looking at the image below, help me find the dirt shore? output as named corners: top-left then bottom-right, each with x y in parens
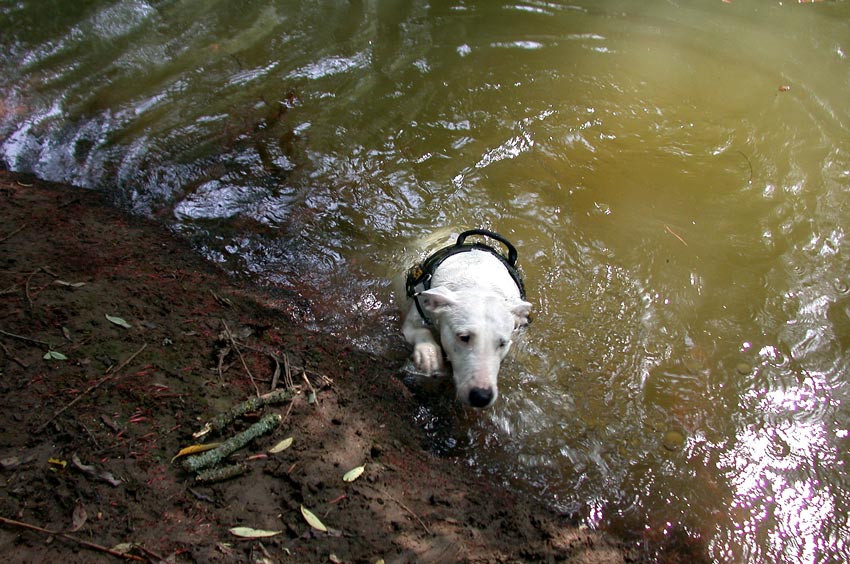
top-left (0, 169), bottom-right (637, 563)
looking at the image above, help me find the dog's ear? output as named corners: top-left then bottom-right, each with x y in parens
top-left (511, 299), bottom-right (532, 328)
top-left (417, 286), bottom-right (458, 314)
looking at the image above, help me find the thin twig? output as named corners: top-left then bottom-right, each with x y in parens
top-left (221, 320), bottom-right (260, 397)
top-left (0, 328), bottom-right (51, 347)
top-left (234, 340), bottom-right (328, 387)
top-left (737, 150), bottom-right (754, 185)
top-left (301, 370), bottom-right (316, 399)
top-left (0, 340), bottom-right (28, 368)
top-left (270, 354), bottom-right (281, 391)
top-left (0, 515), bottom-right (145, 561)
top-left (23, 267), bottom-right (58, 310)
top-left (131, 543), bottom-right (167, 563)
top-left (374, 488), bottom-right (432, 535)
top-left (279, 394), bottom-right (297, 425)
top-left (0, 224), bottom-right (26, 243)
top-left (216, 345), bottom-right (228, 385)
top-left (664, 224), bottom-right (688, 247)
top-left (36, 342), bottom-right (148, 433)
top-left (0, 284), bottom-right (18, 296)
top-left (24, 269), bottom-right (38, 310)
top-left (283, 352), bottom-right (293, 389)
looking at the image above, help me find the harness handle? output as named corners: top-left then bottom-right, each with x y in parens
top-left (456, 229), bottom-right (518, 266)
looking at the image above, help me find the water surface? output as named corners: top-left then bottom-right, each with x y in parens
top-left (2, 1), bottom-right (849, 561)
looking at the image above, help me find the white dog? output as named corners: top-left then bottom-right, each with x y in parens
top-left (402, 230), bottom-right (532, 408)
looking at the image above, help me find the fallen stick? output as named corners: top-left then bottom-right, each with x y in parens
top-left (0, 328), bottom-right (51, 347)
top-left (374, 487), bottom-right (432, 536)
top-left (24, 268), bottom-right (40, 310)
top-left (221, 319), bottom-right (260, 397)
top-left (233, 341), bottom-right (326, 389)
top-left (0, 339), bottom-right (28, 368)
top-left (195, 462), bottom-right (249, 483)
top-left (183, 413), bottom-right (282, 474)
top-left (283, 352), bottom-right (294, 389)
top-left (270, 354), bottom-right (281, 391)
top-left (0, 515), bottom-right (145, 561)
top-left (664, 224), bottom-right (688, 247)
top-left (301, 370), bottom-right (317, 403)
top-left (0, 224), bottom-right (27, 243)
top-left (193, 388), bottom-right (295, 439)
top-left (36, 342), bottom-right (148, 434)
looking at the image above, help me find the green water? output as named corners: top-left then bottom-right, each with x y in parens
top-left (2, 1), bottom-right (849, 561)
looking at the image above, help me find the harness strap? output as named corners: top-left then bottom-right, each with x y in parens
top-left (406, 229), bottom-right (526, 325)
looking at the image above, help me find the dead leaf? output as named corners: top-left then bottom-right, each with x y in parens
top-left (100, 414), bottom-right (120, 432)
top-left (171, 442), bottom-right (222, 463)
top-left (55, 280), bottom-right (87, 288)
top-left (105, 314), bottom-right (132, 328)
top-left (229, 526), bottom-right (282, 538)
top-left (111, 543), bottom-right (135, 554)
top-left (0, 455), bottom-right (28, 470)
top-left (48, 457), bottom-right (67, 469)
top-left (268, 437), bottom-right (293, 454)
top-left (300, 504), bottom-right (328, 532)
top-left (70, 500), bottom-right (87, 532)
top-left (342, 465), bottom-right (365, 483)
top-left (71, 453), bottom-right (122, 486)
top-left (43, 350), bottom-right (68, 361)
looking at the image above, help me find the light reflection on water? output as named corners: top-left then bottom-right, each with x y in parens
top-left (2, 1), bottom-right (850, 562)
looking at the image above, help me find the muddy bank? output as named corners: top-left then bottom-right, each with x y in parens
top-left (0, 169), bottom-right (639, 563)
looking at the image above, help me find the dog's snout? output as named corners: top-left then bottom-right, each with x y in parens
top-left (468, 387), bottom-right (494, 408)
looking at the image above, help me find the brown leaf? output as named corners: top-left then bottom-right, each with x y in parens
top-left (171, 442), bottom-right (222, 463)
top-left (70, 500), bottom-right (87, 532)
top-left (300, 505), bottom-right (328, 532)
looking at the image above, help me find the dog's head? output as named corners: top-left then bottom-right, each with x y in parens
top-left (418, 286), bottom-right (531, 408)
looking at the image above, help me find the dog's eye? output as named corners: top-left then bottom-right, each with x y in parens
top-left (457, 333), bottom-right (471, 344)
top-left (498, 339), bottom-right (508, 348)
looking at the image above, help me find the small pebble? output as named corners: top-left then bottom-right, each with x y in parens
top-left (662, 430), bottom-right (685, 451)
top-left (736, 362), bottom-right (751, 375)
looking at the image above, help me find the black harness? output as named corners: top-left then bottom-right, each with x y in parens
top-left (405, 229), bottom-right (526, 325)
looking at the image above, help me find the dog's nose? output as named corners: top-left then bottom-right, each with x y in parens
top-left (468, 387), bottom-right (494, 408)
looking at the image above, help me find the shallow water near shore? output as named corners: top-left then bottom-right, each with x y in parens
top-left (2, 1), bottom-right (850, 561)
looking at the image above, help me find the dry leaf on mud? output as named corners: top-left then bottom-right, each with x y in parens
top-left (229, 526), bottom-right (282, 538)
top-left (55, 280), bottom-right (86, 288)
top-left (268, 437), bottom-right (293, 454)
top-left (48, 457), bottom-right (67, 469)
top-left (70, 500), bottom-right (87, 532)
top-left (342, 465), bottom-right (365, 483)
top-left (0, 455), bottom-right (35, 470)
top-left (105, 314), bottom-right (132, 328)
top-left (111, 543), bottom-right (135, 554)
top-left (300, 505), bottom-right (328, 532)
top-left (171, 442), bottom-right (222, 463)
top-left (71, 453), bottom-right (122, 486)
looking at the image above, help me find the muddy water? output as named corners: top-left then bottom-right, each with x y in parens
top-left (2, 1), bottom-right (849, 561)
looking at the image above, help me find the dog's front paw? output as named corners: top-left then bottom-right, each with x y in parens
top-left (413, 342), bottom-right (444, 375)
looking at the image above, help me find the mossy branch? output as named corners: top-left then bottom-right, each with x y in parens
top-left (183, 413), bottom-right (281, 474)
top-left (195, 462), bottom-right (249, 483)
top-left (193, 388), bottom-right (295, 439)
